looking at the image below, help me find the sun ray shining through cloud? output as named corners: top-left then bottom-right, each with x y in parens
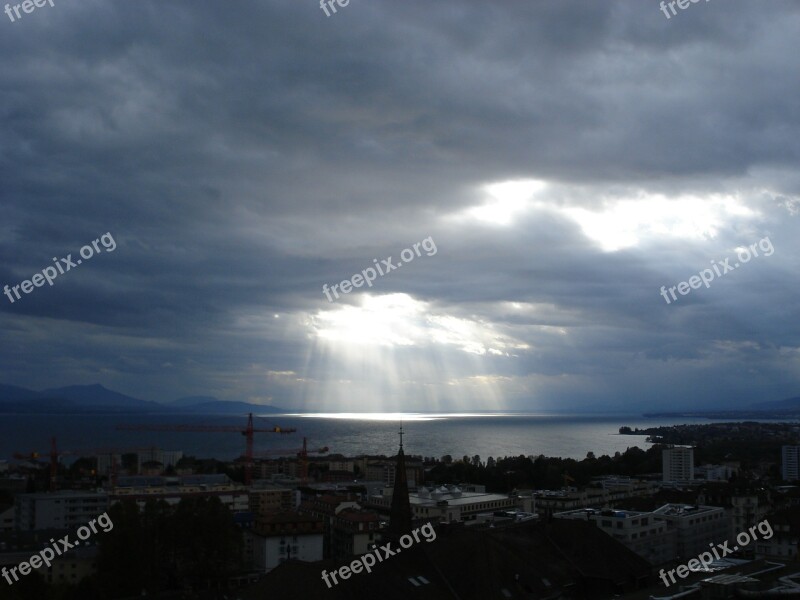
top-left (295, 294), bottom-right (528, 412)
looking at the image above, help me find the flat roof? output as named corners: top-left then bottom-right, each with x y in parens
top-left (409, 491), bottom-right (512, 507)
top-left (554, 508), bottom-right (652, 519)
top-left (653, 503), bottom-right (722, 516)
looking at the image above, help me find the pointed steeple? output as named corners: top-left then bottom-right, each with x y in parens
top-left (388, 424), bottom-right (412, 535)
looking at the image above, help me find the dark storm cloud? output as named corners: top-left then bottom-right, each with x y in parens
top-left (1, 0), bottom-right (798, 409)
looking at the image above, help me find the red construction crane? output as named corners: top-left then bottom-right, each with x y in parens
top-left (13, 439), bottom-right (162, 490)
top-left (253, 437), bottom-right (329, 482)
top-left (116, 413), bottom-right (296, 485)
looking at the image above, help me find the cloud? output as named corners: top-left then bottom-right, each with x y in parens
top-left (1, 0), bottom-right (799, 411)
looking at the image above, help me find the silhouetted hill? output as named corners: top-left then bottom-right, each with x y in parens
top-left (0, 383), bottom-right (290, 414)
top-left (750, 396), bottom-right (800, 412)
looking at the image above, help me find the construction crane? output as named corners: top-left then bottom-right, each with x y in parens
top-left (13, 438), bottom-right (162, 490)
top-left (253, 437), bottom-right (330, 482)
top-left (116, 413), bottom-right (296, 485)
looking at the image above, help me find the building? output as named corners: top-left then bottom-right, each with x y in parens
top-left (652, 503), bottom-right (729, 559)
top-left (754, 506), bottom-right (798, 560)
top-left (364, 459), bottom-right (423, 488)
top-left (297, 493), bottom-right (363, 557)
top-left (249, 483), bottom-right (296, 517)
top-left (110, 474), bottom-right (249, 513)
top-left (95, 453), bottom-right (122, 478)
top-left (0, 545), bottom-right (98, 585)
top-left (327, 459), bottom-right (354, 473)
top-left (15, 491), bottom-right (109, 531)
top-left (534, 481), bottom-right (655, 516)
top-left (0, 505), bottom-right (14, 533)
top-left (663, 446), bottom-right (694, 482)
top-left (329, 508), bottom-right (381, 559)
top-left (136, 448), bottom-right (183, 473)
top-left (247, 511), bottom-right (324, 573)
top-left (369, 484), bottom-right (518, 524)
top-left (257, 459), bottom-right (299, 480)
top-left (730, 492), bottom-right (770, 558)
top-left (696, 483), bottom-right (771, 557)
top-left (554, 507), bottom-right (676, 565)
top-left (244, 519), bottom-right (653, 600)
top-left (783, 446), bottom-right (800, 481)
top-left (695, 463), bottom-right (737, 481)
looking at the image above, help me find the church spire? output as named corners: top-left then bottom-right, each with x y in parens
top-left (388, 424), bottom-right (412, 534)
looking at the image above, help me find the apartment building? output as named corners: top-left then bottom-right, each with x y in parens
top-left (652, 503), bottom-right (729, 559)
top-left (554, 507), bottom-right (677, 565)
top-left (15, 491), bottom-right (109, 531)
top-left (248, 512), bottom-right (324, 573)
top-left (663, 447), bottom-right (694, 482)
top-left (329, 508), bottom-right (381, 559)
top-left (783, 446), bottom-right (800, 481)
top-left (110, 474), bottom-right (249, 512)
top-left (249, 483), bottom-right (296, 517)
top-left (364, 459), bottom-right (423, 488)
top-left (754, 507), bottom-right (798, 561)
top-left (535, 481), bottom-right (656, 516)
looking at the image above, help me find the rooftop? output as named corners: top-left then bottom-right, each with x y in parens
top-left (408, 486), bottom-right (511, 507)
top-left (653, 503), bottom-right (722, 517)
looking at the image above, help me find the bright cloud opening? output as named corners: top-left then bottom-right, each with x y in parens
top-left (460, 179), bottom-right (547, 226)
top-left (562, 194), bottom-right (757, 252)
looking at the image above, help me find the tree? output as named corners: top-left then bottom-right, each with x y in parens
top-left (97, 496), bottom-right (244, 596)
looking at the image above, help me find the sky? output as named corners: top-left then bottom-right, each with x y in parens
top-left (1, 0), bottom-right (799, 413)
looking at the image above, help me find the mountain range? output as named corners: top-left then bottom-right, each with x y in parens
top-left (643, 395), bottom-right (800, 419)
top-left (0, 383), bottom-right (289, 415)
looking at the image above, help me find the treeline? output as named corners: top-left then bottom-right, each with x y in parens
top-left (425, 445), bottom-right (665, 491)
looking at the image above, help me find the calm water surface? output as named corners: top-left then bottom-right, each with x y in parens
top-left (0, 413), bottom-right (763, 461)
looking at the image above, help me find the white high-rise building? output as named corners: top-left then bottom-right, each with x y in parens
top-left (662, 447), bottom-right (694, 482)
top-left (782, 446), bottom-right (800, 481)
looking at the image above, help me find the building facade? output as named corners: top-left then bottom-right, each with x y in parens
top-left (663, 447), bottom-right (695, 482)
top-left (15, 491), bottom-right (109, 531)
top-left (554, 507), bottom-right (677, 565)
top-left (248, 512), bottom-right (324, 573)
top-left (783, 446), bottom-right (800, 481)
top-left (652, 503), bottom-right (729, 559)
